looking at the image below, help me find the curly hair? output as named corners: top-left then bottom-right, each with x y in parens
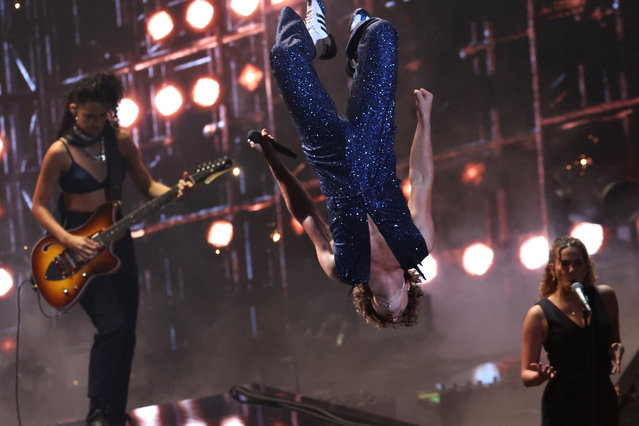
top-left (57, 70), bottom-right (124, 138)
top-left (539, 236), bottom-right (597, 299)
top-left (351, 276), bottom-right (424, 329)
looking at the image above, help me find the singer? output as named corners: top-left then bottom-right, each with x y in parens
top-left (251, 1), bottom-right (434, 328)
top-left (521, 236), bottom-right (623, 425)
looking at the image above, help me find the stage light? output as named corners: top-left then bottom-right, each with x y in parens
top-left (290, 217), bottom-right (304, 236)
top-left (232, 167), bottom-right (241, 176)
top-left (270, 230), bottom-right (281, 243)
top-left (570, 222), bottom-right (604, 255)
top-left (519, 235), bottom-right (549, 270)
top-left (14, 2), bottom-right (21, 10)
top-left (118, 98), bottom-right (139, 128)
top-left (147, 11), bottom-right (174, 41)
top-left (237, 64), bottom-right (264, 92)
top-left (207, 220), bottom-right (234, 248)
top-left (0, 136), bottom-right (5, 157)
top-left (461, 162), bottom-right (486, 186)
top-left (401, 178), bottom-right (411, 200)
top-left (220, 415), bottom-right (246, 426)
top-left (192, 77), bottom-right (220, 107)
top-left (0, 267), bottom-right (13, 299)
top-left (186, 0), bottom-right (214, 30)
top-left (421, 254), bottom-right (438, 284)
top-left (154, 85), bottom-right (183, 117)
top-left (230, 0), bottom-right (259, 17)
top-left (473, 362), bottom-right (500, 384)
top-left (1, 337), bottom-right (16, 355)
top-left (462, 242), bottom-right (494, 276)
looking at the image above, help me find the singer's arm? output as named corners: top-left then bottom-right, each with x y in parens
top-left (407, 89), bottom-right (434, 251)
top-left (598, 284), bottom-right (623, 373)
top-left (249, 129), bottom-right (338, 281)
top-left (521, 304), bottom-right (557, 386)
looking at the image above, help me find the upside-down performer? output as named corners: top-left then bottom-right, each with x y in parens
top-left (250, 1), bottom-right (434, 328)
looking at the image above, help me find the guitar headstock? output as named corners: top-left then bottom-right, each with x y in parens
top-left (192, 157), bottom-right (235, 185)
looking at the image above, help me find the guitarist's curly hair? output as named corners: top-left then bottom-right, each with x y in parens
top-left (56, 70), bottom-right (124, 139)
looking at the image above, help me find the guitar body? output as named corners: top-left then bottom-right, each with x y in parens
top-left (31, 203), bottom-right (122, 311)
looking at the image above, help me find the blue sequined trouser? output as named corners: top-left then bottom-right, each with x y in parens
top-left (271, 8), bottom-right (428, 285)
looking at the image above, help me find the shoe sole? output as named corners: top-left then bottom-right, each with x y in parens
top-left (316, 33), bottom-right (337, 60)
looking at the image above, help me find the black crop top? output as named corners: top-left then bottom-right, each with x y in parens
top-left (58, 140), bottom-right (110, 194)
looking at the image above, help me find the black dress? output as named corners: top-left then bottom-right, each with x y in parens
top-left (538, 287), bottom-right (618, 426)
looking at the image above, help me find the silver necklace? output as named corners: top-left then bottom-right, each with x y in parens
top-left (82, 136), bottom-right (107, 163)
top-left (375, 281), bottom-right (407, 308)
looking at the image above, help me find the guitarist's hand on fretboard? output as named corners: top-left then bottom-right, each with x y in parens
top-left (63, 233), bottom-right (102, 262)
top-left (175, 171), bottom-right (194, 200)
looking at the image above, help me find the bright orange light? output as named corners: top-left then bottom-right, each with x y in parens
top-left (519, 235), bottom-right (549, 270)
top-left (0, 266), bottom-right (14, 299)
top-left (462, 242), bottom-right (494, 276)
top-left (290, 217), bottom-right (304, 236)
top-left (401, 178), bottom-right (411, 200)
top-left (207, 220), bottom-right (234, 248)
top-left (270, 230), bottom-right (281, 243)
top-left (461, 162), bottom-right (486, 186)
top-left (220, 415), bottom-right (246, 426)
top-left (118, 98), bottom-right (139, 127)
top-left (192, 77), bottom-right (220, 107)
top-left (230, 0), bottom-right (259, 17)
top-left (147, 11), bottom-right (174, 41)
top-left (570, 222), bottom-right (604, 255)
top-left (238, 64), bottom-right (264, 92)
top-left (186, 0), bottom-right (214, 29)
top-left (1, 337), bottom-right (16, 354)
top-left (0, 136), bottom-right (4, 157)
top-left (154, 85), bottom-right (183, 117)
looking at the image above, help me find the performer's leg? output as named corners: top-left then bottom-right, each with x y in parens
top-left (345, 18), bottom-right (398, 138)
top-left (271, 7), bottom-right (344, 149)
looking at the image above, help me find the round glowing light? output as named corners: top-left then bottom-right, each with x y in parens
top-left (270, 230), bottom-right (281, 243)
top-left (0, 337), bottom-right (16, 354)
top-left (472, 362), bottom-right (500, 384)
top-left (420, 254), bottom-right (438, 284)
top-left (519, 235), bottom-right (549, 270)
top-left (220, 415), bottom-right (246, 426)
top-left (207, 220), bottom-right (234, 248)
top-left (192, 77), bottom-right (220, 107)
top-left (118, 98), bottom-right (139, 128)
top-left (14, 2), bottom-right (21, 10)
top-left (290, 217), bottom-right (304, 236)
top-left (232, 167), bottom-right (241, 176)
top-left (462, 242), bottom-right (494, 276)
top-left (230, 0), bottom-right (259, 17)
top-left (154, 85), bottom-right (183, 117)
top-left (0, 267), bottom-right (14, 298)
top-left (186, 0), bottom-right (215, 29)
top-left (147, 11), bottom-right (174, 41)
top-left (570, 222), bottom-right (604, 255)
top-left (401, 179), bottom-right (411, 200)
top-left (237, 64), bottom-right (264, 92)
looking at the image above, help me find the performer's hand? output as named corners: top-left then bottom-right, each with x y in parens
top-left (610, 342), bottom-right (624, 374)
top-left (248, 128), bottom-right (277, 158)
top-left (176, 171), bottom-right (194, 199)
top-left (414, 88), bottom-right (433, 123)
top-left (64, 234), bottom-right (102, 262)
top-left (528, 362), bottom-right (557, 382)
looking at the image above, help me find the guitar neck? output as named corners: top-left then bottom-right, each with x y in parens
top-left (93, 185), bottom-right (180, 245)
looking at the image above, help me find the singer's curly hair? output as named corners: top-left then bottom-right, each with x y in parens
top-left (352, 275), bottom-right (423, 329)
top-left (57, 70), bottom-right (124, 138)
top-left (539, 236), bottom-right (597, 299)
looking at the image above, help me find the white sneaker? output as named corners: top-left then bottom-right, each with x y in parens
top-left (305, 0), bottom-right (337, 60)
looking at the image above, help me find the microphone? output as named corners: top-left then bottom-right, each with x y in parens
top-left (570, 282), bottom-right (592, 315)
top-left (247, 130), bottom-right (297, 158)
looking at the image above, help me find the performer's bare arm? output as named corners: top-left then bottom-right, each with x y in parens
top-left (407, 88), bottom-right (435, 251)
top-left (250, 129), bottom-right (338, 280)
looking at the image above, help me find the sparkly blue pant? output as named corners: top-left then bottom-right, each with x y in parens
top-left (271, 8), bottom-right (428, 285)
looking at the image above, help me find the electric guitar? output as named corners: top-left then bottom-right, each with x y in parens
top-left (31, 157), bottom-right (234, 312)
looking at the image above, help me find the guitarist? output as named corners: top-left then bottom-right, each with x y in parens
top-left (31, 70), bottom-right (192, 426)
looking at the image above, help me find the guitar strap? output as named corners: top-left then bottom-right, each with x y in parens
top-left (103, 127), bottom-right (125, 202)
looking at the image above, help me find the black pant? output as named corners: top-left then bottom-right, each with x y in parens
top-left (64, 211), bottom-right (139, 421)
